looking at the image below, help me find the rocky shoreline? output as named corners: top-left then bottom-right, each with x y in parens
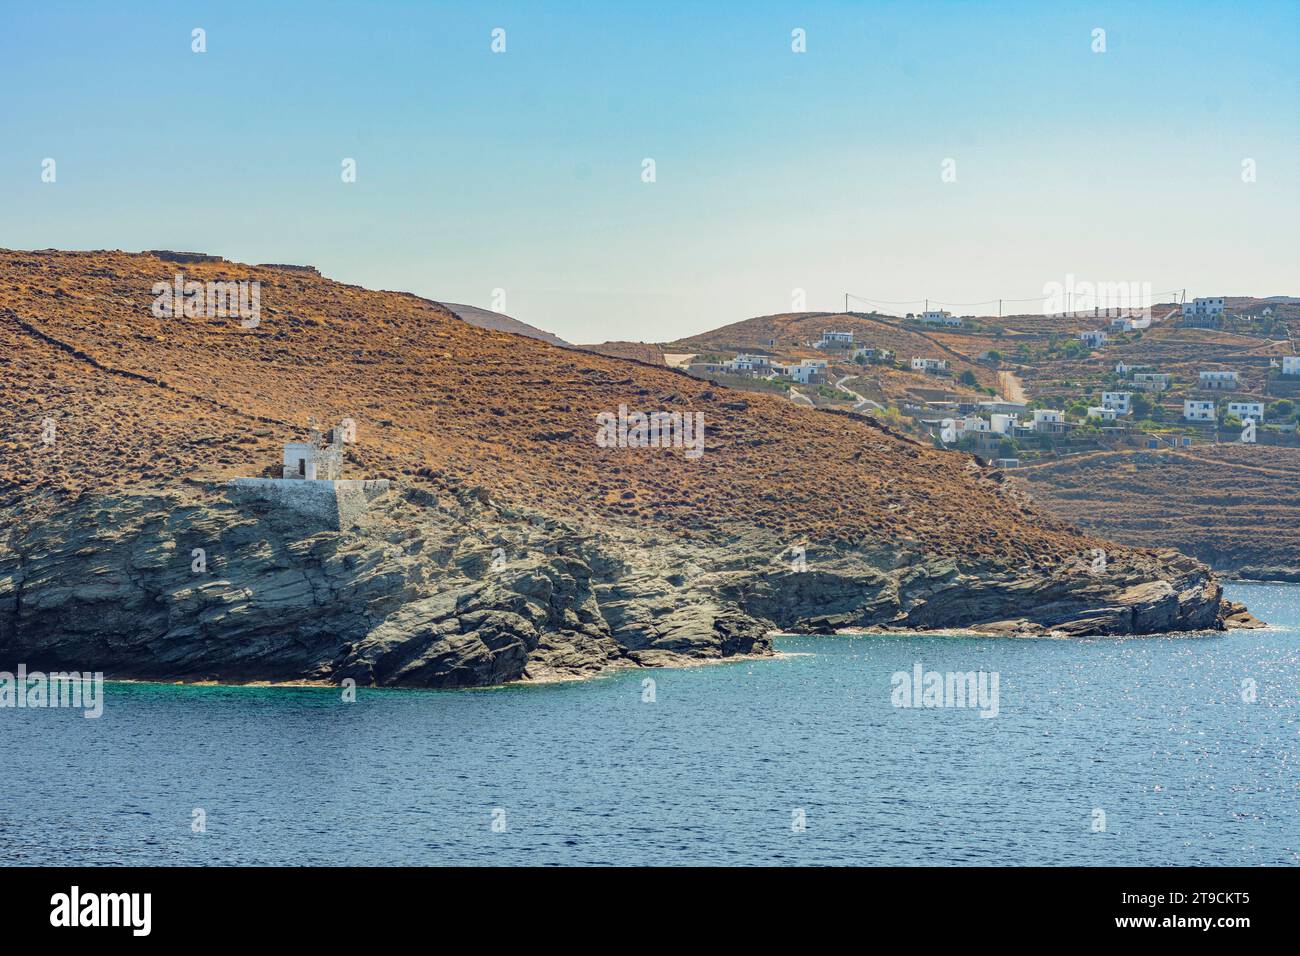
top-left (0, 478), bottom-right (1262, 690)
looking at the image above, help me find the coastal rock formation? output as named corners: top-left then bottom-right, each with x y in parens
top-left (0, 249), bottom-right (1260, 688)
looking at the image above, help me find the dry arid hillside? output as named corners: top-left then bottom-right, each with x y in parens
top-left (3, 248), bottom-right (1104, 564)
top-left (1013, 444), bottom-right (1300, 580)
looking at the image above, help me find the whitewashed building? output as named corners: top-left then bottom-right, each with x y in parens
top-left (1226, 401), bottom-right (1264, 422)
top-left (1199, 370), bottom-right (1239, 390)
top-left (1101, 391), bottom-right (1132, 414)
top-left (1031, 409), bottom-right (1068, 433)
top-left (1282, 356), bottom-right (1300, 376)
top-left (990, 413), bottom-right (1017, 434)
top-left (778, 359), bottom-right (828, 384)
top-left (1131, 372), bottom-right (1171, 391)
top-left (818, 331), bottom-right (854, 348)
top-left (723, 353), bottom-right (772, 374)
top-left (1080, 330), bottom-right (1108, 348)
top-left (1184, 400), bottom-right (1216, 422)
top-left (911, 357), bottom-right (948, 373)
top-left (1087, 406), bottom-right (1118, 422)
top-left (919, 310), bottom-right (962, 327)
top-left (1182, 297), bottom-right (1225, 318)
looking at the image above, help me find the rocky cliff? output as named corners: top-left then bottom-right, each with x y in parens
top-left (0, 249), bottom-right (1255, 688)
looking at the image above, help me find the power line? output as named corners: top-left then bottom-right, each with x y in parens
top-left (845, 289), bottom-right (1185, 315)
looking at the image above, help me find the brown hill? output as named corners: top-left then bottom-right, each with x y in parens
top-left (1013, 444), bottom-right (1300, 580)
top-left (0, 250), bottom-right (1248, 687)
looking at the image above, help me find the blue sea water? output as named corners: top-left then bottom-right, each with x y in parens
top-left (2, 583), bottom-right (1296, 866)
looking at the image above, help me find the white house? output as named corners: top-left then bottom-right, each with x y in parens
top-left (818, 331), bottom-right (854, 348)
top-left (1282, 356), bottom-right (1300, 376)
top-left (1226, 401), bottom-right (1264, 422)
top-left (1109, 315), bottom-right (1152, 331)
top-left (1199, 370), bottom-right (1239, 390)
top-left (1184, 400), bottom-right (1216, 422)
top-left (1031, 409), bottom-right (1068, 433)
top-left (724, 353), bottom-right (772, 374)
top-left (919, 310), bottom-right (962, 327)
top-left (911, 357), bottom-right (948, 373)
top-left (1101, 391), bottom-right (1132, 414)
top-left (852, 346), bottom-right (892, 362)
top-left (1182, 297), bottom-right (1225, 318)
top-left (990, 413), bottom-right (1018, 434)
top-left (1115, 361), bottom-right (1150, 376)
top-left (1087, 406), bottom-right (1118, 422)
top-left (1131, 372), bottom-right (1171, 391)
top-left (1080, 330), bottom-right (1108, 348)
top-left (778, 359), bottom-right (827, 384)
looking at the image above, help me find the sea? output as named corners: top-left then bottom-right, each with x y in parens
top-left (2, 583), bottom-right (1295, 865)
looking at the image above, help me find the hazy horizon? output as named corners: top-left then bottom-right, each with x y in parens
top-left (3, 0), bottom-right (1297, 343)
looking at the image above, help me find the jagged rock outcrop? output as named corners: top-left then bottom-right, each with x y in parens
top-left (0, 478), bottom-right (1244, 688)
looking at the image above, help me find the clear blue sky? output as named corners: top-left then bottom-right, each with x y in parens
top-left (2, 0), bottom-right (1297, 342)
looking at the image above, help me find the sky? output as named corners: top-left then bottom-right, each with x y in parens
top-left (2, 0), bottom-right (1297, 343)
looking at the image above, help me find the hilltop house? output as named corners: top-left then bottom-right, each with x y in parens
top-left (1131, 372), bottom-right (1171, 391)
top-left (1101, 391), bottom-right (1132, 415)
top-left (911, 357), bottom-right (948, 374)
top-left (1282, 356), bottom-right (1300, 376)
top-left (1182, 297), bottom-right (1225, 318)
top-left (1184, 400), bottom-right (1215, 422)
top-left (1226, 401), bottom-right (1264, 422)
top-left (919, 310), bottom-right (963, 327)
top-left (1199, 370), bottom-right (1239, 390)
top-left (817, 331), bottom-right (854, 348)
top-left (1080, 330), bottom-right (1108, 348)
top-left (1110, 315), bottom-right (1152, 331)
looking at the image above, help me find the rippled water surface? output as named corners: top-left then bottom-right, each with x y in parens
top-left (3, 583), bottom-right (1296, 865)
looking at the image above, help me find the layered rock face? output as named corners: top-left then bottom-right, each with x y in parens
top-left (0, 479), bottom-right (1233, 689)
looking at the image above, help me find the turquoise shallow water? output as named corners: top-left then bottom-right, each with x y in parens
top-left (2, 583), bottom-right (1296, 866)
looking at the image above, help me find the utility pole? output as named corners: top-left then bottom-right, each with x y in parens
top-left (998, 299), bottom-right (1002, 319)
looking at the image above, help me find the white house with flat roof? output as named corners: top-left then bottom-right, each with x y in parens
top-left (919, 310), bottom-right (962, 327)
top-left (1101, 391), bottom-right (1132, 414)
top-left (1199, 369), bottom-right (1239, 390)
top-left (1283, 356), bottom-right (1300, 376)
top-left (777, 359), bottom-right (827, 384)
top-left (1184, 400), bottom-right (1216, 422)
top-left (1131, 372), bottom-right (1171, 391)
top-left (1080, 330), bottom-right (1108, 348)
top-left (1087, 406), bottom-right (1117, 422)
top-left (1183, 297), bottom-right (1225, 318)
top-left (911, 357), bottom-right (948, 373)
top-left (723, 353), bottom-right (772, 374)
top-left (818, 330), bottom-right (854, 348)
top-left (1227, 401), bottom-right (1264, 422)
